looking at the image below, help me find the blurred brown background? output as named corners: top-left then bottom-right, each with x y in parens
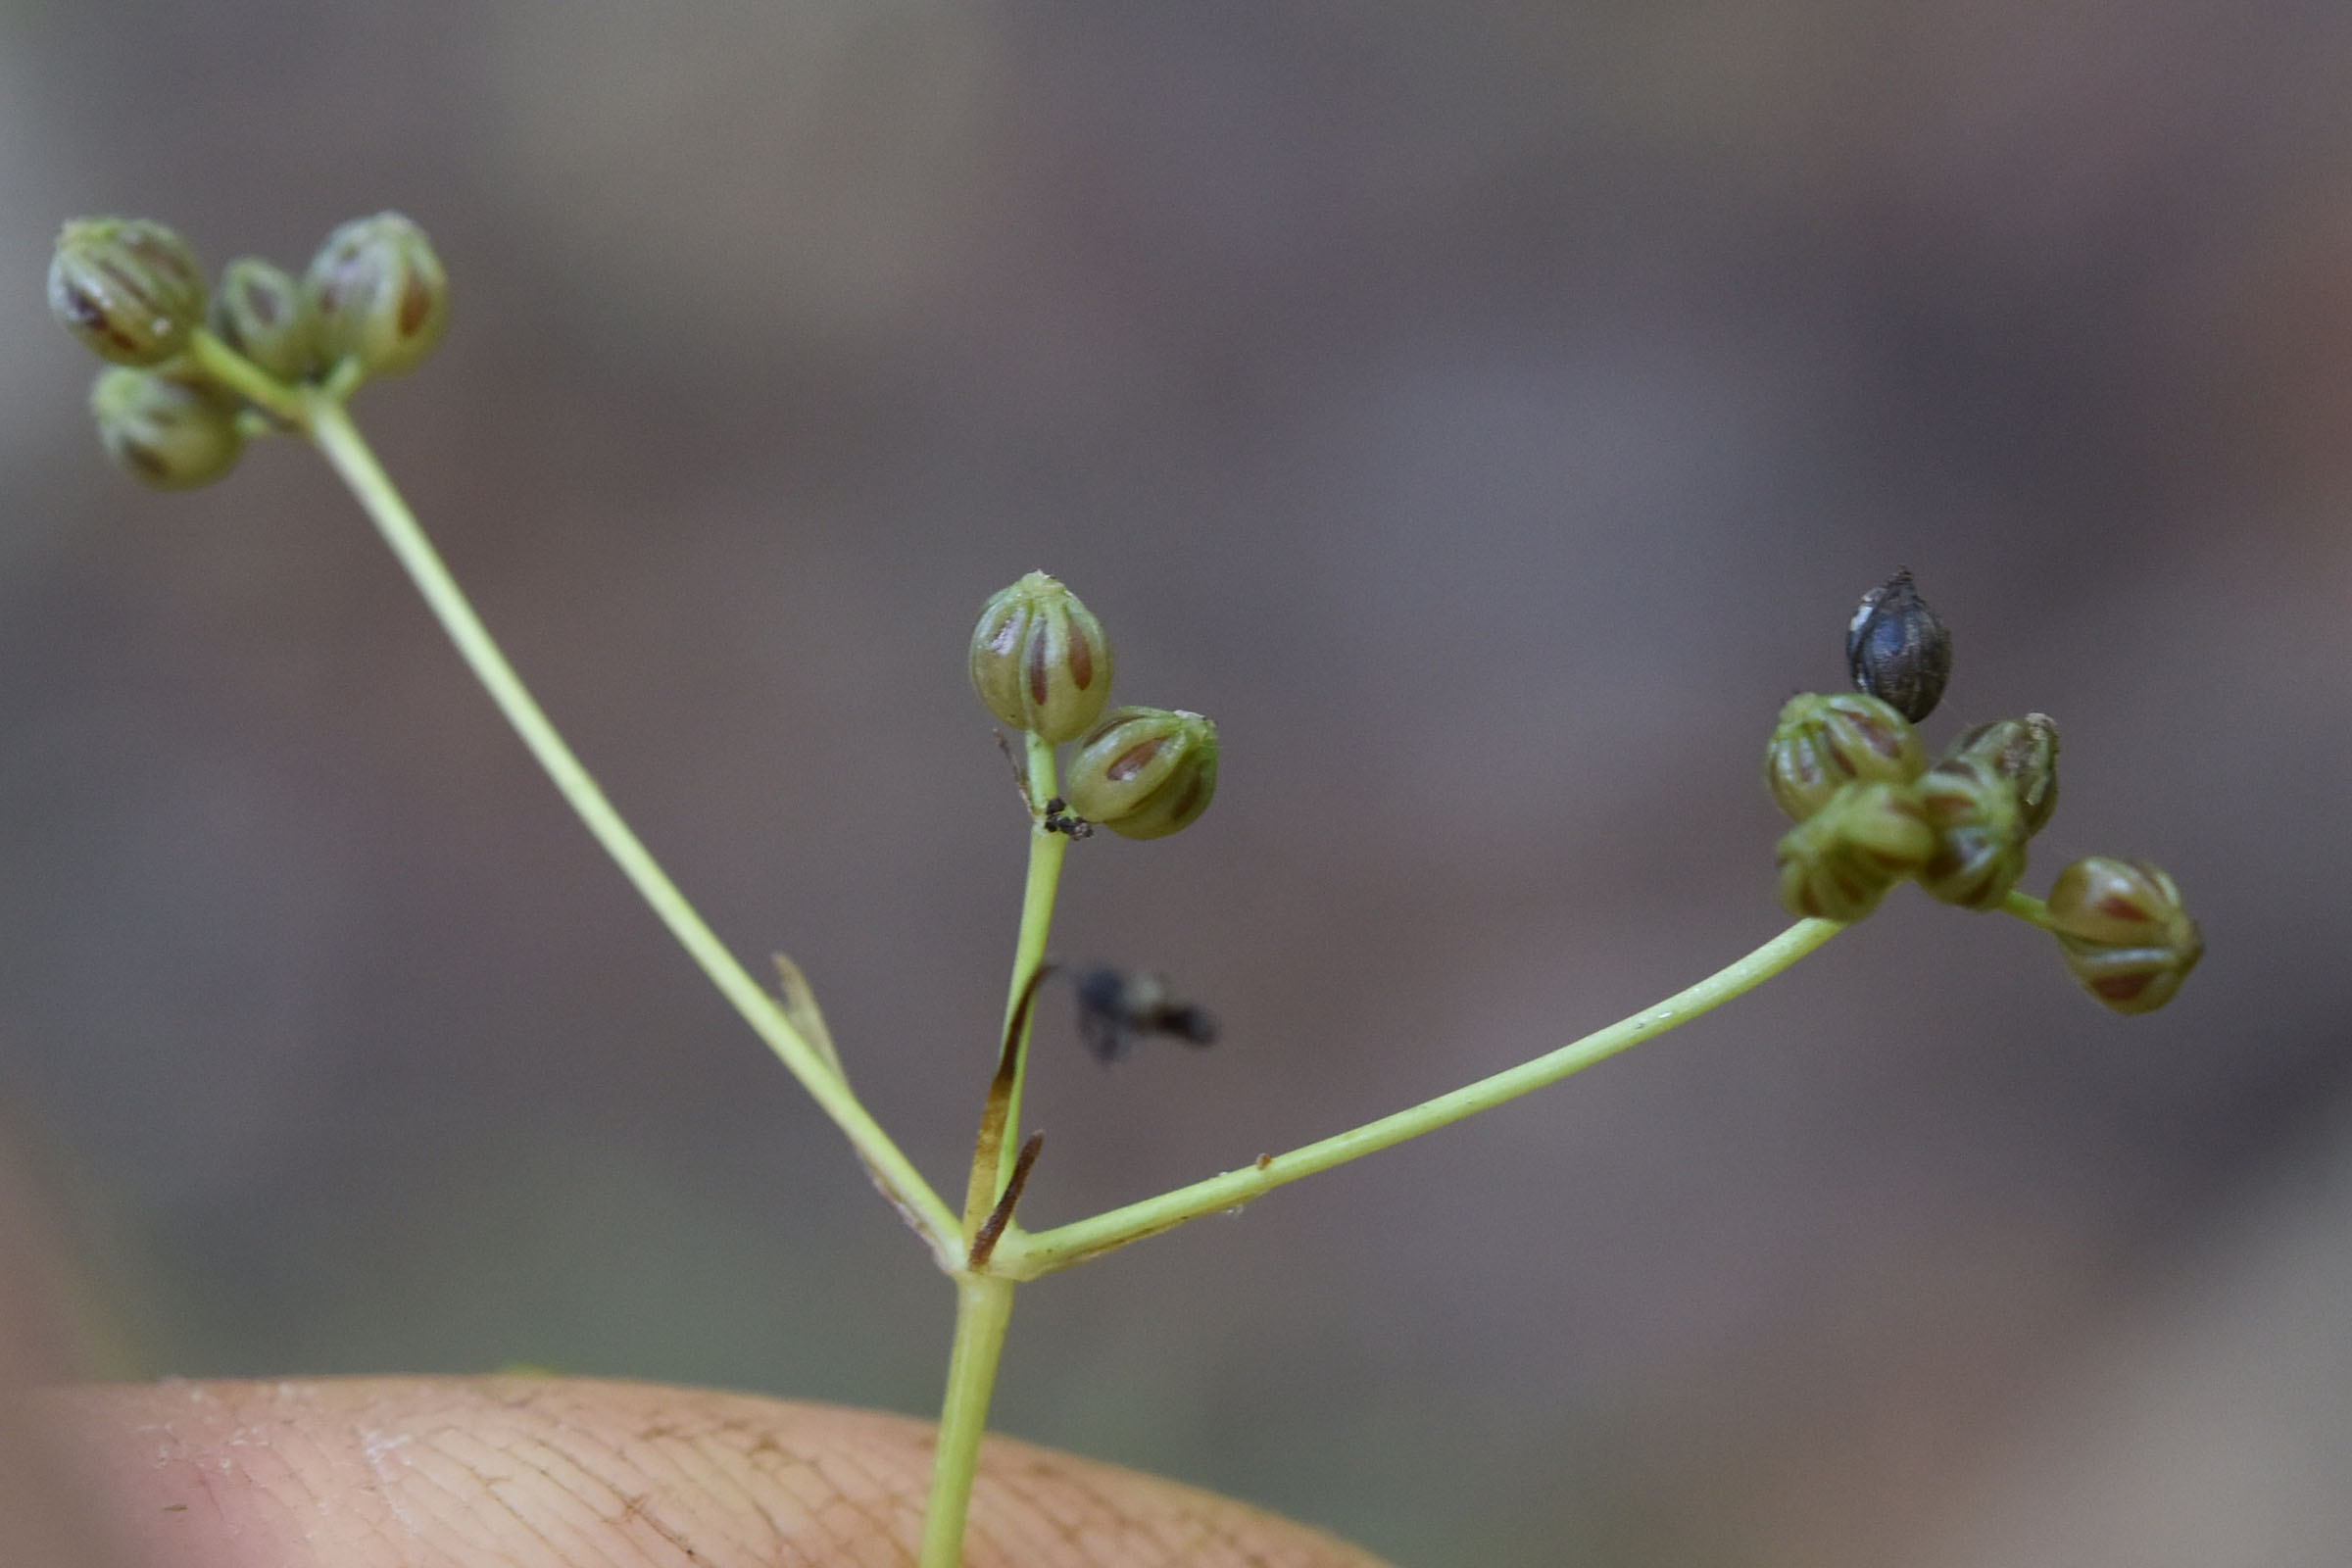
top-left (4, 2), bottom-right (2350, 1564)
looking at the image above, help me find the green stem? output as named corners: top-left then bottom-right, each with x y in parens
top-left (302, 397), bottom-right (963, 1267)
top-left (187, 331), bottom-right (309, 424)
top-left (918, 1272), bottom-right (1018, 1568)
top-left (2000, 889), bottom-right (2053, 929)
top-left (927, 737), bottom-right (1063, 1559)
top-left (963, 732), bottom-right (1066, 1238)
top-left (992, 916), bottom-right (1844, 1280)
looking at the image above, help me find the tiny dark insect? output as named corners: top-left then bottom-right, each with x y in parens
top-left (1040, 796), bottom-right (1094, 838)
top-left (1073, 966), bottom-right (1218, 1062)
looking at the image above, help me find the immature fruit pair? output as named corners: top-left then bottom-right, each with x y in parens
top-left (968, 573), bottom-right (1218, 840)
top-left (202, 215), bottom-right (447, 384)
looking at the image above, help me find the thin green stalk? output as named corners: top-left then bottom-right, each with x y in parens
top-left (992, 916), bottom-right (1845, 1280)
top-left (926, 735), bottom-right (1065, 1563)
top-left (963, 731), bottom-right (1066, 1237)
top-left (302, 396), bottom-right (963, 1267)
top-left (2000, 888), bottom-right (2052, 928)
top-left (188, 332), bottom-right (308, 424)
top-left (918, 1272), bottom-right (1018, 1568)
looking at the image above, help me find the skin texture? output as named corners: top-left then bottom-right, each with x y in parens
top-left (0, 1128), bottom-right (1393, 1568)
top-left (40, 1377), bottom-right (1395, 1568)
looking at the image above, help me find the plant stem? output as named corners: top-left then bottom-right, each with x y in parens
top-left (187, 331), bottom-right (309, 424)
top-left (917, 1271), bottom-right (1018, 1568)
top-left (302, 396), bottom-right (963, 1267)
top-left (2000, 888), bottom-right (2053, 928)
top-left (963, 731), bottom-right (1066, 1238)
top-left (992, 915), bottom-right (1845, 1280)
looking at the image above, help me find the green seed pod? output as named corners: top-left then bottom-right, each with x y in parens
top-left (1942, 712), bottom-right (2060, 838)
top-left (1774, 779), bottom-right (1936, 922)
top-left (88, 367), bottom-right (245, 490)
top-left (209, 257), bottom-right (320, 383)
top-left (968, 571), bottom-right (1115, 742)
top-left (305, 212), bottom-right (449, 377)
top-left (1846, 567), bottom-right (1952, 722)
top-left (2044, 857), bottom-right (2202, 1014)
top-left (1914, 758), bottom-right (2028, 909)
top-left (1062, 707), bottom-right (1219, 840)
top-left (1762, 692), bottom-right (1927, 821)
top-left (48, 218), bottom-right (208, 367)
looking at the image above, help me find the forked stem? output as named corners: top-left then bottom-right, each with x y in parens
top-left (302, 396), bottom-right (963, 1266)
top-left (293, 380), bottom-right (1861, 1565)
top-left (994, 915), bottom-right (1847, 1279)
top-left (929, 730), bottom-right (1071, 1563)
top-left (124, 275), bottom-right (2152, 1568)
top-left (189, 332), bottom-right (307, 421)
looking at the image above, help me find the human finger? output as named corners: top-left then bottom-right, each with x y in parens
top-left (45, 1375), bottom-right (1393, 1568)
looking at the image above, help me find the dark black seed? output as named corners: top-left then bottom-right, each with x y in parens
top-left (1845, 568), bottom-right (1952, 722)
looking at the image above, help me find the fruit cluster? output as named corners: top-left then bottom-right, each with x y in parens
top-left (968, 572), bottom-right (1219, 841)
top-left (49, 213), bottom-right (448, 488)
top-left (1765, 573), bottom-right (2199, 1013)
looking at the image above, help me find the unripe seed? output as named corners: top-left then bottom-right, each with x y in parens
top-left (89, 367), bottom-right (244, 490)
top-left (306, 212), bottom-right (449, 377)
top-left (1914, 758), bottom-right (2028, 909)
top-left (1847, 568), bottom-right (1952, 722)
top-left (210, 257), bottom-right (321, 384)
top-left (1774, 780), bottom-right (1935, 922)
top-left (1762, 692), bottom-right (1926, 821)
top-left (968, 572), bottom-right (1115, 742)
top-left (1062, 707), bottom-right (1219, 840)
top-left (48, 218), bottom-right (208, 367)
top-left (2045, 857), bottom-right (2202, 1014)
top-left (1942, 712), bottom-right (2060, 838)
